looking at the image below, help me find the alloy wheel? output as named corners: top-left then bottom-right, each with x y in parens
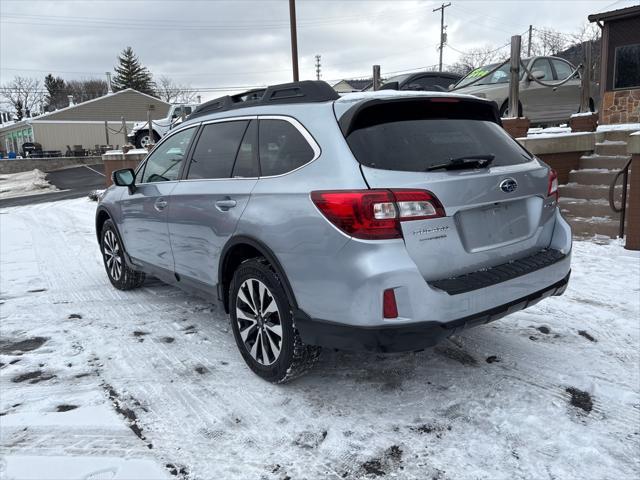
top-left (235, 278), bottom-right (283, 366)
top-left (103, 230), bottom-right (123, 281)
top-left (139, 135), bottom-right (151, 148)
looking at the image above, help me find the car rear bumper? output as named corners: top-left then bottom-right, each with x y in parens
top-left (295, 270), bottom-right (570, 352)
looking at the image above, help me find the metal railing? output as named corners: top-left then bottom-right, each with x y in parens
top-left (608, 156), bottom-right (632, 238)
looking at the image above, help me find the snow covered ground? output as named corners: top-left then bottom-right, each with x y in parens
top-left (1, 198), bottom-right (639, 480)
top-left (0, 170), bottom-right (58, 200)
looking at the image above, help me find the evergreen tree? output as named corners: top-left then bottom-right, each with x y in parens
top-left (15, 99), bottom-right (23, 121)
top-left (44, 74), bottom-right (67, 111)
top-left (112, 47), bottom-right (155, 96)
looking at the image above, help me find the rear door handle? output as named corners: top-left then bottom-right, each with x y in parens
top-left (215, 198), bottom-right (237, 211)
top-left (154, 198), bottom-right (168, 211)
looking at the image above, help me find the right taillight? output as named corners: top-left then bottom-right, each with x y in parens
top-left (310, 189), bottom-right (445, 240)
top-left (548, 169), bottom-right (559, 200)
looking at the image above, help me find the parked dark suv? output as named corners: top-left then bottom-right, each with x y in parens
top-left (365, 71), bottom-right (461, 92)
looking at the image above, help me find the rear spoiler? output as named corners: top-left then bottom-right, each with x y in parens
top-left (337, 96), bottom-right (501, 137)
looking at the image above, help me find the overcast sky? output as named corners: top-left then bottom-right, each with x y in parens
top-left (0, 0), bottom-right (637, 101)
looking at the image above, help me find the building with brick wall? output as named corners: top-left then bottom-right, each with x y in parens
top-left (589, 5), bottom-right (640, 125)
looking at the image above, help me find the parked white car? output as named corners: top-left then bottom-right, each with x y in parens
top-left (128, 104), bottom-right (198, 148)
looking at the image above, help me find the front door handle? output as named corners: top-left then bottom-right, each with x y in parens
top-left (215, 198), bottom-right (237, 211)
top-left (154, 198), bottom-right (168, 211)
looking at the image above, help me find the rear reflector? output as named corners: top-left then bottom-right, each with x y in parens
top-left (311, 189), bottom-right (445, 240)
top-left (383, 289), bottom-right (399, 318)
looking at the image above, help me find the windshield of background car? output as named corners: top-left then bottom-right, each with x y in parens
top-left (456, 62), bottom-right (523, 88)
top-left (345, 100), bottom-right (531, 172)
top-left (381, 74), bottom-right (412, 87)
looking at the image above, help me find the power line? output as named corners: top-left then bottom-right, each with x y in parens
top-left (0, 5), bottom-right (428, 31)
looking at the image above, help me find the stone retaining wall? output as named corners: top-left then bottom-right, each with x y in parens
top-left (600, 89), bottom-right (640, 125)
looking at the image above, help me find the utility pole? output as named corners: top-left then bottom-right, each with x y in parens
top-left (527, 25), bottom-right (533, 56)
top-left (105, 72), bottom-right (113, 93)
top-left (433, 2), bottom-right (451, 72)
top-left (289, 0), bottom-right (299, 82)
top-left (372, 65), bottom-right (381, 91)
top-left (315, 54), bottom-right (321, 80)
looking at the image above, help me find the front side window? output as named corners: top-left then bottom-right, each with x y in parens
top-left (187, 121), bottom-right (249, 179)
top-left (614, 44), bottom-right (640, 89)
top-left (259, 119), bottom-right (315, 176)
top-left (139, 126), bottom-right (196, 183)
top-left (530, 58), bottom-right (554, 81)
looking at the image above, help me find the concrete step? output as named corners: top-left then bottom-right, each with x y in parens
top-left (579, 154), bottom-right (630, 170)
top-left (559, 183), bottom-right (623, 202)
top-left (568, 169), bottom-right (619, 186)
top-left (564, 215), bottom-right (621, 239)
top-left (596, 130), bottom-right (635, 143)
top-left (594, 141), bottom-right (628, 156)
top-left (559, 197), bottom-right (620, 219)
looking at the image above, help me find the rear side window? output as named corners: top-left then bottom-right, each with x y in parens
top-left (552, 59), bottom-right (575, 80)
top-left (187, 121), bottom-right (249, 179)
top-left (232, 120), bottom-right (259, 178)
top-left (345, 101), bottom-right (531, 172)
top-left (259, 119), bottom-right (315, 176)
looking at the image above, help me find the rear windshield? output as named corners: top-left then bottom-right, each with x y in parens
top-left (345, 102), bottom-right (531, 172)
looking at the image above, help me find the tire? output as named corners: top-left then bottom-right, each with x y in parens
top-left (229, 258), bottom-right (321, 383)
top-left (134, 130), bottom-right (160, 149)
top-left (500, 101), bottom-right (523, 118)
top-left (100, 219), bottom-right (145, 290)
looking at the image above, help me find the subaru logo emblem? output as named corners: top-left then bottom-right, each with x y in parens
top-left (500, 178), bottom-right (518, 193)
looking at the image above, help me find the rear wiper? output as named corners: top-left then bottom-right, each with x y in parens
top-left (425, 154), bottom-right (495, 172)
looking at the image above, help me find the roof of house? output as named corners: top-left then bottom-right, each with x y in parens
top-left (588, 4), bottom-right (640, 23)
top-left (0, 88), bottom-right (172, 134)
top-left (36, 88), bottom-right (171, 122)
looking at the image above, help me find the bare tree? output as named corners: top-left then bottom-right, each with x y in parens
top-left (531, 28), bottom-right (568, 56)
top-left (449, 46), bottom-right (506, 76)
top-left (66, 79), bottom-right (108, 103)
top-left (0, 76), bottom-right (43, 119)
top-left (155, 76), bottom-right (197, 103)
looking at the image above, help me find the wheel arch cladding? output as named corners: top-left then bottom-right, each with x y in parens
top-left (219, 236), bottom-right (298, 314)
top-left (95, 208), bottom-right (111, 243)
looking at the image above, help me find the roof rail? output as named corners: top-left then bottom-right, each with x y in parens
top-left (188, 80), bottom-right (339, 119)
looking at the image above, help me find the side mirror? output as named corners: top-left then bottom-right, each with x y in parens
top-left (379, 81), bottom-right (399, 91)
top-left (448, 83), bottom-right (455, 91)
top-left (112, 168), bottom-right (136, 193)
top-left (529, 70), bottom-right (546, 81)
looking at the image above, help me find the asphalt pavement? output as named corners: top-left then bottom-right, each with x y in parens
top-left (0, 164), bottom-right (106, 208)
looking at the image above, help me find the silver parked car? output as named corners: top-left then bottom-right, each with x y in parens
top-left (452, 56), bottom-right (597, 125)
top-left (96, 81), bottom-right (572, 383)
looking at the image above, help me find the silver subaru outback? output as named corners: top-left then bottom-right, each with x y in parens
top-left (96, 80), bottom-right (572, 383)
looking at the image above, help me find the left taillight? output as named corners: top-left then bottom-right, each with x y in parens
top-left (548, 169), bottom-right (559, 200)
top-left (310, 189), bottom-right (445, 240)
